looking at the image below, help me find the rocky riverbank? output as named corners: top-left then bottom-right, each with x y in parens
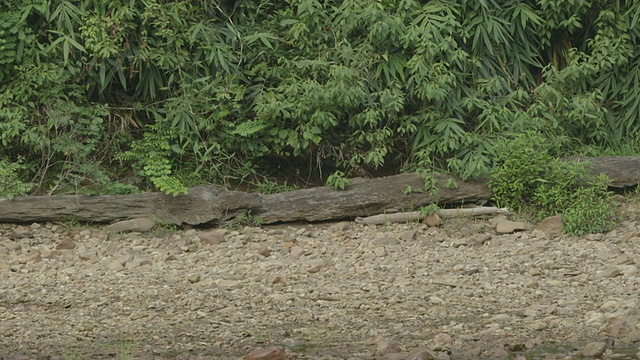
top-left (1, 199), bottom-right (640, 359)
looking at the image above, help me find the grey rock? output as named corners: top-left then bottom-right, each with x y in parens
top-left (328, 221), bottom-right (352, 232)
top-left (495, 219), bottom-right (530, 234)
top-left (375, 335), bottom-right (401, 355)
top-left (450, 238), bottom-right (468, 247)
top-left (37, 229), bottom-right (55, 238)
top-left (6, 242), bottom-right (21, 252)
top-left (373, 235), bottom-right (400, 246)
top-left (380, 353), bottom-right (407, 360)
top-left (28, 252), bottom-right (42, 263)
top-left (585, 233), bottom-right (604, 241)
top-left (10, 227), bottom-right (32, 239)
top-left (258, 243), bottom-right (271, 257)
top-left (290, 245), bottom-right (305, 257)
top-left (431, 333), bottom-right (453, 351)
top-left (468, 233), bottom-right (491, 246)
top-left (108, 261), bottom-right (125, 271)
top-left (215, 279), bottom-right (241, 289)
top-left (424, 213), bottom-right (442, 227)
top-left (42, 250), bottom-right (61, 258)
top-left (127, 255), bottom-right (153, 268)
top-left (602, 319), bottom-right (635, 338)
top-left (105, 218), bottom-right (156, 233)
top-left (188, 274), bottom-right (201, 283)
top-left (244, 346), bottom-right (285, 360)
top-left (581, 341), bottom-right (607, 357)
top-left (199, 228), bottom-right (228, 245)
top-left (400, 230), bottom-right (418, 241)
top-left (484, 346), bottom-right (509, 359)
top-left (55, 238), bottom-right (76, 250)
top-left (373, 246), bottom-right (387, 257)
top-left (596, 267), bottom-right (621, 278)
top-left (0, 258), bottom-right (9, 272)
top-left (306, 258), bottom-right (326, 273)
top-left (536, 214), bottom-right (564, 237)
top-left (406, 348), bottom-right (436, 360)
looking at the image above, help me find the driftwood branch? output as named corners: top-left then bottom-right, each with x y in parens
top-left (354, 207), bottom-right (511, 225)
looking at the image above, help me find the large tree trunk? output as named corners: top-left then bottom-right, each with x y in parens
top-left (252, 173), bottom-right (490, 223)
top-left (570, 156), bottom-right (640, 187)
top-left (0, 156), bottom-right (638, 226)
top-left (0, 186), bottom-right (260, 226)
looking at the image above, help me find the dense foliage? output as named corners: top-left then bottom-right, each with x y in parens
top-left (489, 132), bottom-right (617, 235)
top-left (1, 0), bottom-right (639, 196)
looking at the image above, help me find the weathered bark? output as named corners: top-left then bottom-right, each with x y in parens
top-left (0, 173), bottom-right (488, 225)
top-left (252, 173), bottom-right (491, 223)
top-left (567, 156), bottom-right (640, 187)
top-left (0, 186), bottom-right (260, 225)
top-left (0, 155), bottom-right (638, 225)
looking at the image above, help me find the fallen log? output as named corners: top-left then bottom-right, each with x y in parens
top-left (0, 173), bottom-right (489, 225)
top-left (0, 186), bottom-right (260, 226)
top-left (0, 155), bottom-right (637, 225)
top-left (568, 156), bottom-right (640, 187)
top-left (252, 173), bottom-right (491, 223)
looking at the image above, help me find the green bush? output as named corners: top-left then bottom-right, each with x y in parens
top-left (489, 132), bottom-right (616, 235)
top-left (0, 158), bottom-right (33, 200)
top-left (2, 1), bottom-right (640, 195)
top-left (563, 176), bottom-right (616, 236)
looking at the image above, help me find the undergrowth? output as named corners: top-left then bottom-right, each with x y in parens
top-left (489, 132), bottom-right (617, 235)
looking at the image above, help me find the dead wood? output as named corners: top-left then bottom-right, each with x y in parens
top-left (0, 155), bottom-right (638, 225)
top-left (354, 206), bottom-right (512, 225)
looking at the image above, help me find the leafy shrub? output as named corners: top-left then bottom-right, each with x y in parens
top-left (326, 171), bottom-right (350, 190)
top-left (116, 125), bottom-right (188, 196)
top-left (563, 175), bottom-right (616, 236)
top-left (2, 0), bottom-right (640, 196)
top-left (0, 158), bottom-right (33, 200)
top-left (489, 132), bottom-right (554, 213)
top-left (489, 132), bottom-right (616, 235)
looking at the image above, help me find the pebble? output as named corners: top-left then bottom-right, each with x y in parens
top-left (597, 267), bottom-right (621, 278)
top-left (258, 243), bottom-right (271, 257)
top-left (199, 228), bottom-right (227, 245)
top-left (423, 213), bottom-right (442, 227)
top-left (290, 245), bottom-right (305, 257)
top-left (581, 341), bottom-right (607, 357)
top-left (373, 235), bottom-right (400, 246)
top-left (536, 214), bottom-right (564, 237)
top-left (495, 219), bottom-right (530, 234)
top-left (55, 238), bottom-right (76, 250)
top-left (401, 230), bottom-right (418, 241)
top-left (244, 346), bottom-right (286, 360)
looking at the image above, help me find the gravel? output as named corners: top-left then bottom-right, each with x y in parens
top-left (1, 200), bottom-right (640, 359)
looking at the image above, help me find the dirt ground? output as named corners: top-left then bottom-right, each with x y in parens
top-left (1, 198), bottom-right (640, 359)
